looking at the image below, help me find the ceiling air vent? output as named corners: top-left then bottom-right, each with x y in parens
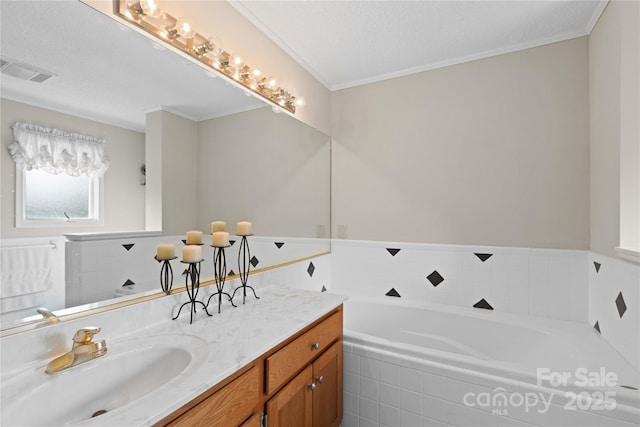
top-left (0, 56), bottom-right (55, 83)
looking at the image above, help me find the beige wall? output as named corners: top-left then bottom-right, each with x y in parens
top-left (145, 110), bottom-right (199, 235)
top-left (196, 107), bottom-right (330, 238)
top-left (589, 0), bottom-right (640, 259)
top-left (331, 37), bottom-right (590, 249)
top-left (618, 0), bottom-right (640, 255)
top-left (1, 98), bottom-right (145, 237)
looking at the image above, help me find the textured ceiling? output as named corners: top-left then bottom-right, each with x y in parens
top-left (232, 0), bottom-right (607, 90)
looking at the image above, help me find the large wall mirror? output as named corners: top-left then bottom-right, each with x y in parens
top-left (0, 1), bottom-right (330, 332)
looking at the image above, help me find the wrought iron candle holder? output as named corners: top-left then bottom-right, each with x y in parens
top-left (206, 245), bottom-right (236, 313)
top-left (231, 234), bottom-right (260, 304)
top-left (155, 255), bottom-right (177, 295)
top-left (173, 259), bottom-right (212, 324)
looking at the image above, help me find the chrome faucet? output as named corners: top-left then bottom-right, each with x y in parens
top-left (45, 327), bottom-right (108, 374)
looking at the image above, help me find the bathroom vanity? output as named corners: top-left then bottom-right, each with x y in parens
top-left (0, 286), bottom-right (345, 427)
top-left (160, 307), bottom-right (343, 427)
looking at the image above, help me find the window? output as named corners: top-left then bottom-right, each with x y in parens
top-left (15, 168), bottom-right (103, 226)
top-left (9, 122), bottom-right (108, 228)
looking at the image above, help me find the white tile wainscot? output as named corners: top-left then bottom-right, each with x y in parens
top-left (343, 340), bottom-right (640, 427)
top-left (331, 239), bottom-right (588, 322)
top-left (589, 252), bottom-right (640, 371)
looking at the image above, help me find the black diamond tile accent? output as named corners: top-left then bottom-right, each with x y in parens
top-left (593, 321), bottom-right (601, 334)
top-left (473, 298), bottom-right (493, 310)
top-left (427, 270), bottom-right (444, 287)
top-left (275, 242), bottom-right (285, 249)
top-left (122, 243), bottom-right (135, 251)
top-left (615, 292), bottom-right (627, 318)
top-left (229, 240), bottom-right (236, 246)
top-left (594, 262), bottom-right (601, 273)
top-left (181, 239), bottom-right (187, 245)
top-left (122, 279), bottom-right (135, 287)
top-left (307, 262), bottom-right (316, 277)
top-left (321, 285), bottom-right (327, 292)
top-left (385, 288), bottom-right (401, 297)
top-left (228, 269), bottom-right (236, 276)
top-left (386, 248), bottom-right (401, 257)
top-left (475, 253), bottom-right (493, 262)
top-left (621, 385), bottom-right (639, 390)
top-left (250, 256), bottom-right (259, 268)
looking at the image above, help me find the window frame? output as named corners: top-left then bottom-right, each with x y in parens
top-left (15, 164), bottom-right (104, 228)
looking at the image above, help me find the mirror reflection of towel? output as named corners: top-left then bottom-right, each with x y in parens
top-left (0, 246), bottom-right (53, 312)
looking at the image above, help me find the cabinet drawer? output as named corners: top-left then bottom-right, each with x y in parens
top-left (167, 366), bottom-right (259, 427)
top-left (266, 310), bottom-right (342, 395)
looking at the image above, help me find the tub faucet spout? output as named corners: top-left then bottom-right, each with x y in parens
top-left (36, 307), bottom-right (59, 323)
top-left (45, 327), bottom-right (108, 374)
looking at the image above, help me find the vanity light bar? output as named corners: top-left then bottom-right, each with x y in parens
top-left (116, 0), bottom-right (298, 114)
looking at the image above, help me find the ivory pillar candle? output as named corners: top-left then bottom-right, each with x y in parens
top-left (211, 221), bottom-right (226, 233)
top-left (236, 221), bottom-right (252, 236)
top-left (212, 231), bottom-right (230, 247)
top-left (182, 245), bottom-right (202, 263)
top-left (186, 230), bottom-right (203, 245)
top-left (156, 243), bottom-right (175, 260)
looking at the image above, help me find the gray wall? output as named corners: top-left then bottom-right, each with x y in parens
top-left (331, 37), bottom-right (590, 249)
top-left (1, 98), bottom-right (145, 237)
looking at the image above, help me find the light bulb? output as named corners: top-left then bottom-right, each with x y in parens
top-left (269, 79), bottom-right (277, 88)
top-left (176, 17), bottom-right (194, 39)
top-left (253, 69), bottom-right (261, 77)
top-left (295, 97), bottom-right (306, 108)
top-left (140, 0), bottom-right (162, 18)
top-left (234, 56), bottom-right (242, 66)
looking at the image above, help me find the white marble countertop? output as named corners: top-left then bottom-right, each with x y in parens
top-left (1, 286), bottom-right (347, 427)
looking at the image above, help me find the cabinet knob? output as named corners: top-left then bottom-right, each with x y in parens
top-left (311, 342), bottom-right (320, 350)
top-left (316, 375), bottom-right (324, 384)
top-left (308, 383), bottom-right (316, 391)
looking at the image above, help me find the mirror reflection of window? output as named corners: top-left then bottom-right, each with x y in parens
top-left (24, 169), bottom-right (94, 220)
top-left (9, 121), bottom-right (108, 227)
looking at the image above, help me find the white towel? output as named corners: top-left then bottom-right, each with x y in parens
top-left (0, 245), bottom-right (53, 298)
top-left (0, 292), bottom-right (46, 314)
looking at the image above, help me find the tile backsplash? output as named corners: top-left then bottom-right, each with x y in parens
top-left (589, 252), bottom-right (639, 370)
top-left (66, 235), bottom-right (329, 307)
top-left (331, 239), bottom-right (589, 322)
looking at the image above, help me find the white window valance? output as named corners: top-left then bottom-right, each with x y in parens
top-left (9, 122), bottom-right (109, 177)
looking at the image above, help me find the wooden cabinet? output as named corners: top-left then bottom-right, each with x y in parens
top-left (156, 306), bottom-right (343, 427)
top-left (265, 341), bottom-right (342, 427)
top-left (240, 412), bottom-right (262, 427)
top-left (312, 341), bottom-right (342, 427)
top-left (266, 364), bottom-right (314, 427)
top-left (265, 310), bottom-right (342, 395)
top-left (165, 365), bottom-right (259, 427)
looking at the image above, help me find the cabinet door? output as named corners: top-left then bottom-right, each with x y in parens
top-left (167, 366), bottom-right (259, 427)
top-left (266, 365), bottom-right (313, 427)
top-left (312, 341), bottom-right (343, 427)
top-left (239, 412), bottom-right (261, 427)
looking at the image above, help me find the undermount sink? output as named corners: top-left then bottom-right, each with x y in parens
top-left (1, 334), bottom-right (209, 426)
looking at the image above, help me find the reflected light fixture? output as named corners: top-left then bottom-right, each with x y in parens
top-left (118, 0), bottom-right (300, 114)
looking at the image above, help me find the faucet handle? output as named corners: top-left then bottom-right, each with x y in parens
top-left (73, 327), bottom-right (101, 344)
